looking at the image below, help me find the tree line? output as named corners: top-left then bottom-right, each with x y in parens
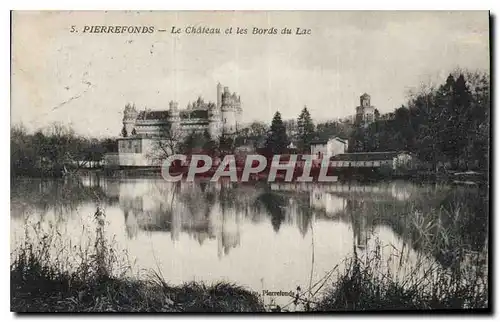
top-left (11, 123), bottom-right (117, 177)
top-left (349, 70), bottom-right (489, 172)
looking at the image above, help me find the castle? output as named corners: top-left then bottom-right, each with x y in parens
top-left (122, 83), bottom-right (242, 139)
top-left (114, 83), bottom-right (242, 166)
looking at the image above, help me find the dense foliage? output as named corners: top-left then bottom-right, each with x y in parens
top-left (296, 107), bottom-right (316, 153)
top-left (264, 111), bottom-right (290, 154)
top-left (349, 71), bottom-right (489, 171)
top-left (11, 124), bottom-right (117, 177)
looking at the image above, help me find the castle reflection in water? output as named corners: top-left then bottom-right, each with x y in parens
top-left (79, 176), bottom-right (419, 258)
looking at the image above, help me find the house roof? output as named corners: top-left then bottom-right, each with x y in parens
top-left (310, 139), bottom-right (328, 145)
top-left (310, 137), bottom-right (347, 145)
top-left (180, 110), bottom-right (209, 119)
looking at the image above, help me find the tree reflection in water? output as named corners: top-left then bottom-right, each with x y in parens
top-left (11, 177), bottom-right (488, 267)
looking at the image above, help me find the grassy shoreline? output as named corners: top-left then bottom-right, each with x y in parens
top-left (11, 244), bottom-right (488, 312)
top-left (11, 273), bottom-right (265, 312)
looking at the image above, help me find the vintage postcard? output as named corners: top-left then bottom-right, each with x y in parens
top-left (10, 11), bottom-right (490, 313)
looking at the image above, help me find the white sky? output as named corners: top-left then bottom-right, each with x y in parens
top-left (11, 11), bottom-right (490, 137)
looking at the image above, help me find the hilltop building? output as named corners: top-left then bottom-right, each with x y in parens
top-left (355, 93), bottom-right (375, 126)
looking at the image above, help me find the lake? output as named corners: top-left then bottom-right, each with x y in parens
top-left (10, 176), bottom-right (488, 307)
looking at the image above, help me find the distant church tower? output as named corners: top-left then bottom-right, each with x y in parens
top-left (355, 93), bottom-right (375, 126)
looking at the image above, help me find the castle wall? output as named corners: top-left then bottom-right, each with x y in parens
top-left (117, 137), bottom-right (160, 166)
top-left (209, 120), bottom-right (222, 138)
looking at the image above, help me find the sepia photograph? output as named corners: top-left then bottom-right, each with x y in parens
top-left (10, 10), bottom-right (490, 313)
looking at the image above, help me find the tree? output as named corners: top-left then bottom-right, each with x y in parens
top-left (296, 106), bottom-right (315, 153)
top-left (248, 121), bottom-right (268, 137)
top-left (400, 70), bottom-right (488, 172)
top-left (238, 121), bottom-right (268, 149)
top-left (147, 126), bottom-right (184, 164)
top-left (218, 132), bottom-right (235, 156)
top-left (265, 111), bottom-right (289, 155)
top-left (202, 130), bottom-right (219, 155)
top-left (316, 121), bottom-right (353, 141)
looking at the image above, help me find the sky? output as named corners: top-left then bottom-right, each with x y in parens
top-left (11, 11), bottom-right (490, 137)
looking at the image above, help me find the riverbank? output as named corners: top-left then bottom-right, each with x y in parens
top-left (11, 251), bottom-right (489, 313)
top-left (11, 237), bottom-right (489, 312)
top-left (11, 269), bottom-right (264, 312)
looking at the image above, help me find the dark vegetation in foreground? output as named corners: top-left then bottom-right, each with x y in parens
top-left (312, 251), bottom-right (488, 311)
top-left (11, 262), bottom-right (263, 313)
top-left (11, 205), bottom-right (488, 313)
top-left (11, 243), bottom-right (488, 312)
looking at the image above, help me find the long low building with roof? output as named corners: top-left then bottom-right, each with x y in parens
top-left (330, 151), bottom-right (414, 170)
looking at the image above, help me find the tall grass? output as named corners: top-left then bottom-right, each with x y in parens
top-left (282, 193), bottom-right (489, 312)
top-left (310, 244), bottom-right (488, 311)
top-left (10, 207), bottom-right (264, 312)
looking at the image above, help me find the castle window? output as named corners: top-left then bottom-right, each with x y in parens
top-left (134, 140), bottom-right (142, 154)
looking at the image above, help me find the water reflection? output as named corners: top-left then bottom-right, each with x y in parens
top-left (11, 177), bottom-right (487, 305)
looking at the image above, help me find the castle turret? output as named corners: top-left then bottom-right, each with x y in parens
top-left (208, 102), bottom-right (221, 138)
top-left (123, 103), bottom-right (138, 136)
top-left (360, 93), bottom-right (371, 107)
top-left (221, 87), bottom-right (237, 134)
top-left (234, 95), bottom-right (242, 131)
top-left (217, 82), bottom-right (223, 109)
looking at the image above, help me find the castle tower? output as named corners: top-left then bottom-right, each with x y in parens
top-left (208, 102), bottom-right (221, 139)
top-left (123, 103), bottom-right (138, 136)
top-left (168, 101), bottom-right (180, 133)
top-left (221, 86), bottom-right (237, 134)
top-left (233, 93), bottom-right (242, 131)
top-left (217, 82), bottom-right (223, 109)
top-left (360, 93), bottom-right (371, 108)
